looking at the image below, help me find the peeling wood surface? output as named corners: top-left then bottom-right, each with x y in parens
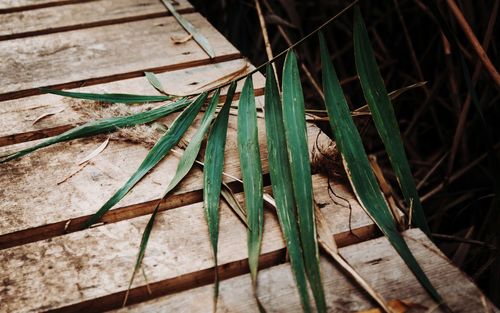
top-left (113, 229), bottom-right (498, 313)
top-left (0, 173), bottom-right (373, 313)
top-left (0, 59), bottom-right (261, 147)
top-left (0, 13), bottom-right (240, 100)
top-left (0, 0), bottom-right (193, 40)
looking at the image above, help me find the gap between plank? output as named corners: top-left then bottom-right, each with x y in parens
top-left (0, 8), bottom-right (196, 41)
top-left (0, 0), bottom-right (98, 14)
top-left (0, 179), bottom-right (250, 250)
top-left (0, 53), bottom-right (242, 102)
top-left (0, 88), bottom-right (265, 148)
top-left (39, 225), bottom-right (377, 313)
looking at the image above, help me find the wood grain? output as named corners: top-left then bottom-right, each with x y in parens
top-left (0, 13), bottom-right (240, 101)
top-left (111, 229), bottom-right (498, 313)
top-left (0, 0), bottom-right (194, 40)
top-left (0, 0), bottom-right (96, 13)
top-left (0, 173), bottom-right (374, 312)
top-left (0, 95), bottom-right (340, 249)
top-left (0, 59), bottom-right (262, 147)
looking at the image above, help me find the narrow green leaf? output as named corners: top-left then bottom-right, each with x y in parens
top-left (0, 98), bottom-right (189, 163)
top-left (282, 51), bottom-right (326, 313)
top-left (40, 88), bottom-right (171, 103)
top-left (264, 65), bottom-right (312, 313)
top-left (237, 76), bottom-right (263, 287)
top-left (160, 0), bottom-right (215, 58)
top-left (320, 31), bottom-right (446, 307)
top-left (144, 72), bottom-right (167, 95)
top-left (203, 82), bottom-right (236, 309)
top-left (127, 90), bottom-right (221, 296)
top-left (84, 92), bottom-right (208, 228)
top-left (353, 8), bottom-right (430, 236)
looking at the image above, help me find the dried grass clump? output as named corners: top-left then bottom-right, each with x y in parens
top-left (66, 98), bottom-right (165, 148)
top-left (310, 131), bottom-right (344, 181)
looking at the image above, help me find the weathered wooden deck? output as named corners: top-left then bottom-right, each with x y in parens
top-left (0, 1), bottom-right (497, 312)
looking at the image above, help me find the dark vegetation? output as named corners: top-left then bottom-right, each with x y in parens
top-left (192, 0), bottom-right (500, 305)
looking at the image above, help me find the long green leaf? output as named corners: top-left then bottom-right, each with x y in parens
top-left (203, 82), bottom-right (236, 309)
top-left (264, 65), bottom-right (312, 313)
top-left (41, 88), bottom-right (171, 103)
top-left (0, 98), bottom-right (189, 163)
top-left (127, 89), bottom-right (221, 297)
top-left (237, 76), bottom-right (263, 288)
top-left (319, 31), bottom-right (446, 307)
top-left (84, 92), bottom-right (208, 228)
top-left (160, 0), bottom-right (215, 58)
top-left (144, 72), bottom-right (167, 95)
top-left (282, 51), bottom-right (326, 313)
top-left (353, 8), bottom-right (430, 236)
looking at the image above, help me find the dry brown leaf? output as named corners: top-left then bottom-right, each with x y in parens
top-left (192, 63), bottom-right (249, 92)
top-left (77, 138), bottom-right (109, 165)
top-left (31, 107), bottom-right (65, 125)
top-left (357, 299), bottom-right (413, 313)
top-left (170, 34), bottom-right (193, 44)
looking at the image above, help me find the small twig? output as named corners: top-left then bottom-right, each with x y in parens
top-left (432, 233), bottom-right (496, 250)
top-left (446, 0), bottom-right (500, 88)
top-left (191, 0), bottom-right (359, 96)
top-left (422, 143), bottom-right (500, 201)
top-left (261, 0), bottom-right (324, 100)
top-left (254, 0), bottom-right (278, 88)
top-left (446, 0), bottom-right (499, 178)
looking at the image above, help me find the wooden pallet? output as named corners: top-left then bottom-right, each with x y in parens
top-left (0, 1), bottom-right (496, 312)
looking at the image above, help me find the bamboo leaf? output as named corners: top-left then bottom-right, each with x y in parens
top-left (264, 65), bottom-right (312, 313)
top-left (40, 88), bottom-right (171, 103)
top-left (353, 8), bottom-right (430, 235)
top-left (319, 31), bottom-right (446, 307)
top-left (0, 98), bottom-right (189, 163)
top-left (282, 51), bottom-right (326, 313)
top-left (144, 72), bottom-right (167, 95)
top-left (125, 90), bottom-right (220, 300)
top-left (83, 92), bottom-right (208, 228)
top-left (202, 82), bottom-right (236, 309)
top-left (237, 76), bottom-right (264, 288)
top-left (160, 0), bottom-right (215, 58)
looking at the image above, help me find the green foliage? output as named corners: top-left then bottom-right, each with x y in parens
top-left (353, 8), bottom-right (430, 235)
top-left (41, 87), bottom-right (171, 103)
top-left (0, 98), bottom-right (189, 163)
top-left (83, 92), bottom-right (208, 228)
top-left (237, 76), bottom-right (264, 288)
top-left (282, 51), bottom-right (326, 313)
top-left (264, 65), bottom-right (312, 312)
top-left (203, 82), bottom-right (237, 306)
top-left (320, 31), bottom-right (445, 307)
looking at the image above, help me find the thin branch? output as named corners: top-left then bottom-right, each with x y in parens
top-left (261, 0), bottom-right (325, 100)
top-left (254, 0), bottom-right (279, 86)
top-left (446, 0), bottom-right (500, 88)
top-left (188, 0), bottom-right (359, 96)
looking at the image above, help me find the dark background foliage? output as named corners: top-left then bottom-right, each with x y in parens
top-left (191, 0), bottom-right (499, 305)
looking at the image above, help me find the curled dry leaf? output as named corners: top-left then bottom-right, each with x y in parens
top-left (77, 138), bottom-right (110, 165)
top-left (31, 107), bottom-right (65, 125)
top-left (170, 34), bottom-right (193, 44)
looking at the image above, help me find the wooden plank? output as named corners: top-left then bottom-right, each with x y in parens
top-left (0, 59), bottom-right (262, 147)
top-left (0, 0), bottom-right (194, 40)
top-left (0, 174), bottom-right (375, 312)
top-left (112, 229), bottom-right (498, 313)
top-left (0, 13), bottom-right (240, 101)
top-left (0, 95), bottom-right (341, 249)
top-left (0, 0), bottom-right (95, 13)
